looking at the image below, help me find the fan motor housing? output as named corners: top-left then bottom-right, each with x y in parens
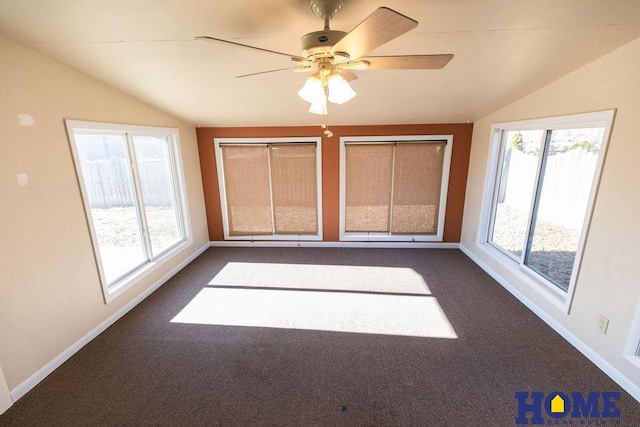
top-left (301, 30), bottom-right (347, 58)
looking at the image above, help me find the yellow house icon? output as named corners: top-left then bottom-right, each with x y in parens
top-left (550, 394), bottom-right (565, 413)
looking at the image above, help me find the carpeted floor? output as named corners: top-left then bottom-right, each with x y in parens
top-left (1, 248), bottom-right (639, 426)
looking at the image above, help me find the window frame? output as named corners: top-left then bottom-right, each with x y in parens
top-left (623, 301), bottom-right (640, 370)
top-left (339, 135), bottom-right (453, 242)
top-left (214, 137), bottom-right (323, 241)
top-left (65, 120), bottom-right (192, 303)
top-left (477, 110), bottom-right (615, 312)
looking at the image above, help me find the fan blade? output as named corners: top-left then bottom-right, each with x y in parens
top-left (330, 7), bottom-right (418, 61)
top-left (340, 69), bottom-right (359, 82)
top-left (235, 67), bottom-right (297, 79)
top-left (363, 54), bottom-right (454, 70)
top-left (196, 36), bottom-right (304, 61)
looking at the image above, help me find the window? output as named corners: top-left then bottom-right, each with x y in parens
top-left (66, 120), bottom-right (190, 302)
top-left (339, 135), bottom-right (453, 241)
top-left (214, 137), bottom-right (322, 240)
top-left (480, 111), bottom-right (614, 309)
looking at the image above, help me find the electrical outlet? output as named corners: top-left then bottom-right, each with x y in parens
top-left (597, 315), bottom-right (609, 334)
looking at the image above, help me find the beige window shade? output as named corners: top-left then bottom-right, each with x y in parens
top-left (221, 143), bottom-right (319, 237)
top-left (344, 141), bottom-right (446, 235)
top-left (345, 144), bottom-right (394, 232)
top-left (391, 143), bottom-right (445, 234)
top-left (221, 145), bottom-right (273, 235)
top-left (269, 144), bottom-right (318, 234)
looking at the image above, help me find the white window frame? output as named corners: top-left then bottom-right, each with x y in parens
top-left (339, 135), bottom-right (453, 242)
top-left (477, 110), bottom-right (615, 312)
top-left (65, 120), bottom-right (192, 303)
top-left (624, 301), bottom-right (640, 370)
top-left (214, 137), bottom-right (323, 241)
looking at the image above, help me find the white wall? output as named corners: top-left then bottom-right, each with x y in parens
top-left (0, 34), bottom-right (209, 405)
top-left (461, 37), bottom-right (640, 389)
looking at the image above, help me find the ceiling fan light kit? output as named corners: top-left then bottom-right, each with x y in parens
top-left (297, 69), bottom-right (356, 115)
top-left (197, 0), bottom-right (453, 131)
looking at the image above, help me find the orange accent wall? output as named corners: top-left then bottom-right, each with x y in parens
top-left (196, 123), bottom-right (473, 242)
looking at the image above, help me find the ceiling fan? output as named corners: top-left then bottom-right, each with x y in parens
top-left (197, 0), bottom-right (453, 115)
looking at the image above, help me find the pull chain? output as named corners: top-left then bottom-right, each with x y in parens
top-left (320, 108), bottom-right (333, 138)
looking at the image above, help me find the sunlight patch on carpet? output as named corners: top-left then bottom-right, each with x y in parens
top-left (171, 263), bottom-right (457, 339)
top-left (208, 262), bottom-right (432, 295)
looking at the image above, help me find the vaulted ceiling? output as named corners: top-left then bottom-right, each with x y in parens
top-left (2, 0), bottom-right (640, 126)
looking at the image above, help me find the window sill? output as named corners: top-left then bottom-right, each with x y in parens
top-left (102, 238), bottom-right (192, 303)
top-left (222, 234), bottom-right (323, 241)
top-left (477, 242), bottom-right (570, 313)
top-left (341, 233), bottom-right (442, 242)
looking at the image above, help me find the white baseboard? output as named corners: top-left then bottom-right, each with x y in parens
top-left (9, 242), bottom-right (210, 403)
top-left (0, 366), bottom-right (11, 415)
top-left (459, 243), bottom-right (640, 402)
top-left (210, 240), bottom-right (460, 249)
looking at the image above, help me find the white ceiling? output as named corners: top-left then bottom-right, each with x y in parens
top-left (2, 0), bottom-right (640, 127)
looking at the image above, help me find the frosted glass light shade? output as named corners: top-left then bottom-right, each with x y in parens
top-left (327, 73), bottom-right (356, 104)
top-left (308, 95), bottom-right (327, 115)
top-left (297, 76), bottom-right (324, 104)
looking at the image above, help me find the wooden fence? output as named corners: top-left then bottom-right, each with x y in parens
top-left (503, 148), bottom-right (598, 229)
top-left (82, 159), bottom-right (174, 208)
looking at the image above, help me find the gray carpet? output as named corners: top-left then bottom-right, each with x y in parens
top-left (1, 248), bottom-right (639, 426)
